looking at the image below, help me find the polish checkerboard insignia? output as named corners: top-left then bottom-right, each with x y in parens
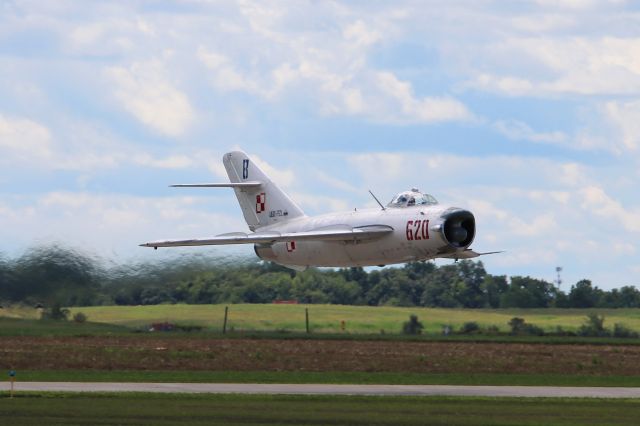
top-left (256, 192), bottom-right (266, 213)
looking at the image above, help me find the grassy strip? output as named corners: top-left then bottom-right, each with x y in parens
top-left (4, 317), bottom-right (640, 345)
top-left (1, 393), bottom-right (640, 425)
top-left (63, 303), bottom-right (640, 334)
top-left (0, 318), bottom-right (130, 336)
top-left (13, 370), bottom-right (640, 387)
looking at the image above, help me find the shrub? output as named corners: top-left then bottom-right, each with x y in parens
top-left (485, 325), bottom-right (500, 335)
top-left (508, 317), bottom-right (526, 333)
top-left (40, 303), bottom-right (69, 321)
top-left (525, 324), bottom-right (544, 336)
top-left (174, 324), bottom-right (204, 332)
top-left (72, 312), bottom-right (87, 323)
top-left (577, 313), bottom-right (611, 337)
top-left (508, 317), bottom-right (544, 336)
top-left (459, 321), bottom-right (480, 334)
top-left (402, 315), bottom-right (424, 335)
top-left (613, 323), bottom-right (639, 338)
top-left (553, 326), bottom-right (576, 337)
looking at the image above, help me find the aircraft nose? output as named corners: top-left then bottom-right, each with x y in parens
top-left (441, 208), bottom-right (475, 248)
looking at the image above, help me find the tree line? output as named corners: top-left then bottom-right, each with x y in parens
top-left (0, 245), bottom-right (639, 309)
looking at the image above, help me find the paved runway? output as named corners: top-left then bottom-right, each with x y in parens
top-left (3, 382), bottom-right (640, 398)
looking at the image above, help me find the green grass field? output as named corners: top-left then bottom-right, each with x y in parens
top-left (1, 393), bottom-right (639, 425)
top-left (42, 304), bottom-right (640, 334)
top-left (13, 370), bottom-right (640, 387)
top-left (0, 317), bottom-right (129, 337)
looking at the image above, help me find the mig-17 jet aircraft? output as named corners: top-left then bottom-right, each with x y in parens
top-left (141, 151), bottom-right (496, 270)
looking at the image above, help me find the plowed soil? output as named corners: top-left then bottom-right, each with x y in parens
top-left (2, 336), bottom-right (640, 375)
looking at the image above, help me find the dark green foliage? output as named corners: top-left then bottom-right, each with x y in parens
top-left (508, 317), bottom-right (525, 333)
top-left (1, 246), bottom-right (102, 306)
top-left (459, 321), bottom-right (480, 334)
top-left (40, 303), bottom-right (70, 321)
top-left (0, 245), bottom-right (639, 309)
top-left (578, 313), bottom-right (611, 337)
top-left (508, 317), bottom-right (544, 336)
top-left (485, 325), bottom-right (500, 335)
top-left (481, 275), bottom-right (508, 308)
top-left (402, 314), bottom-right (423, 335)
top-left (73, 312), bottom-right (87, 323)
top-left (500, 276), bottom-right (556, 308)
top-left (568, 280), bottom-right (603, 308)
top-left (613, 323), bottom-right (639, 338)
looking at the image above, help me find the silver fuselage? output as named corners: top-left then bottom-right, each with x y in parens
top-left (254, 204), bottom-right (475, 268)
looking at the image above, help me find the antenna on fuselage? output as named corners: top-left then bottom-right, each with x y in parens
top-left (368, 190), bottom-right (386, 211)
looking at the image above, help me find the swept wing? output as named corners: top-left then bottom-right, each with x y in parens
top-left (140, 225), bottom-right (393, 249)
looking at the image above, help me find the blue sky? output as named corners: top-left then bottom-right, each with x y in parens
top-left (1, 0), bottom-right (639, 290)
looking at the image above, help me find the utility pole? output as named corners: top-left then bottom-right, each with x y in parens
top-left (555, 266), bottom-right (563, 290)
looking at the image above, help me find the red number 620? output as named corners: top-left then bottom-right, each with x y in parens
top-left (406, 220), bottom-right (429, 241)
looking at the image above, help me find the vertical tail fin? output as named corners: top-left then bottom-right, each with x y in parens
top-left (223, 151), bottom-right (305, 230)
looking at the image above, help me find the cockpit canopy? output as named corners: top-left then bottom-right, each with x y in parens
top-left (387, 188), bottom-right (438, 208)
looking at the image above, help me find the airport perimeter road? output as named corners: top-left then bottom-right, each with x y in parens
top-left (3, 382), bottom-right (640, 398)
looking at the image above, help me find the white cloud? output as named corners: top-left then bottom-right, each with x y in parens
top-left (493, 248), bottom-right (557, 268)
top-left (348, 153), bottom-right (407, 181)
top-left (251, 155), bottom-right (295, 188)
top-left (0, 191), bottom-right (247, 256)
top-left (374, 72), bottom-right (474, 124)
top-left (196, 15), bottom-right (473, 125)
top-left (580, 185), bottom-right (640, 232)
top-left (107, 60), bottom-right (195, 137)
top-left (342, 150), bottom-right (640, 284)
top-left (465, 37), bottom-right (640, 97)
top-left (557, 163), bottom-right (590, 187)
top-left (494, 120), bottom-right (566, 144)
top-left (613, 242), bottom-right (636, 255)
top-left (0, 114), bottom-right (204, 173)
top-left (535, 0), bottom-right (623, 10)
top-left (206, 158), bottom-right (228, 179)
top-left (508, 212), bottom-right (557, 237)
top-left (197, 47), bottom-right (267, 96)
top-left (343, 19), bottom-right (382, 47)
top-left (313, 169), bottom-right (359, 193)
top-left (1, 1), bottom-right (639, 288)
top-left (0, 114), bottom-right (52, 160)
top-left (509, 14), bottom-right (576, 33)
top-left (347, 152), bottom-right (589, 195)
top-left (602, 100), bottom-right (640, 152)
top-left (133, 154), bottom-right (193, 169)
top-left (528, 190), bottom-right (570, 204)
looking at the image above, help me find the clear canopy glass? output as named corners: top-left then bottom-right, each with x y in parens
top-left (387, 188), bottom-right (438, 208)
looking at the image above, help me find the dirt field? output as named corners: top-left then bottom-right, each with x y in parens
top-left (2, 336), bottom-right (640, 376)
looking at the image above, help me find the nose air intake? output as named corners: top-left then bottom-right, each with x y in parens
top-left (442, 209), bottom-right (475, 248)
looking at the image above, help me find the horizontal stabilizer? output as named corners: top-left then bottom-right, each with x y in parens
top-left (140, 225), bottom-right (393, 249)
top-left (170, 182), bottom-right (262, 188)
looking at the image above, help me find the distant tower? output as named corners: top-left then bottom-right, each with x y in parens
top-left (555, 266), bottom-right (563, 290)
